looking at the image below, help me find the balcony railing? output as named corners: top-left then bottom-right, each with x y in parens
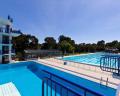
top-left (2, 40), bottom-right (10, 44)
top-left (2, 50), bottom-right (9, 54)
top-left (0, 28), bottom-right (9, 33)
top-left (1, 49), bottom-right (15, 55)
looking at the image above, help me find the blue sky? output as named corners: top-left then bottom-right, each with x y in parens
top-left (0, 0), bottom-right (120, 43)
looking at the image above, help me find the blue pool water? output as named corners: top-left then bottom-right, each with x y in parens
top-left (0, 61), bottom-right (116, 96)
top-left (0, 66), bottom-right (42, 96)
top-left (62, 52), bottom-right (117, 66)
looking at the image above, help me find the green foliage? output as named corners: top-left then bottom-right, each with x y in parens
top-left (59, 41), bottom-right (70, 53)
top-left (58, 35), bottom-right (75, 54)
top-left (96, 40), bottom-right (105, 51)
top-left (13, 33), bottom-right (120, 60)
top-left (58, 35), bottom-right (75, 46)
top-left (75, 40), bottom-right (120, 53)
top-left (12, 34), bottom-right (39, 60)
top-left (106, 40), bottom-right (119, 48)
top-left (41, 37), bottom-right (57, 49)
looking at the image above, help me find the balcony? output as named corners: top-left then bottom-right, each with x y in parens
top-left (0, 50), bottom-right (2, 55)
top-left (2, 40), bottom-right (10, 44)
top-left (2, 55), bottom-right (9, 64)
top-left (2, 50), bottom-right (9, 54)
top-left (0, 27), bottom-right (22, 37)
top-left (12, 49), bottom-right (15, 53)
top-left (2, 49), bottom-right (15, 54)
top-left (0, 27), bottom-right (9, 33)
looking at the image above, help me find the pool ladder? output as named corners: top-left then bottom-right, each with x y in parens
top-left (100, 77), bottom-right (108, 87)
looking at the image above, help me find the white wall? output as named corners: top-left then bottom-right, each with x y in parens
top-left (0, 43), bottom-right (2, 63)
top-left (0, 55), bottom-right (2, 63)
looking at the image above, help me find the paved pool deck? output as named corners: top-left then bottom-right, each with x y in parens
top-left (36, 58), bottom-right (120, 89)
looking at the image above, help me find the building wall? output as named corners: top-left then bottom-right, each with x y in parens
top-left (0, 17), bottom-right (21, 64)
top-left (0, 34), bottom-right (2, 44)
top-left (0, 45), bottom-right (2, 63)
top-left (0, 18), bottom-right (15, 63)
top-left (0, 55), bottom-right (2, 63)
top-left (0, 34), bottom-right (2, 63)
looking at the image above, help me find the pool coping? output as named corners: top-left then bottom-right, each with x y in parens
top-left (36, 58), bottom-right (120, 88)
top-left (34, 60), bottom-right (116, 96)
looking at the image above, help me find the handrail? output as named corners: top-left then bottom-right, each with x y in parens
top-left (100, 55), bottom-right (120, 75)
top-left (100, 77), bottom-right (103, 85)
top-left (42, 70), bottom-right (102, 96)
top-left (54, 58), bottom-right (105, 74)
top-left (106, 78), bottom-right (108, 87)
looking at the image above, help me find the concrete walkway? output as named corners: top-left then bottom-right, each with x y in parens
top-left (37, 58), bottom-right (120, 89)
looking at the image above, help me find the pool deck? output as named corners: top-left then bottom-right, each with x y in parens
top-left (36, 58), bottom-right (120, 89)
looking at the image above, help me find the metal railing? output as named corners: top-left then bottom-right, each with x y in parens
top-left (100, 55), bottom-right (120, 75)
top-left (52, 58), bottom-right (108, 75)
top-left (0, 28), bottom-right (7, 33)
top-left (42, 70), bottom-right (102, 96)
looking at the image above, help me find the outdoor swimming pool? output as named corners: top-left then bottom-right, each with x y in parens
top-left (62, 52), bottom-right (118, 66)
top-left (0, 61), bottom-right (116, 96)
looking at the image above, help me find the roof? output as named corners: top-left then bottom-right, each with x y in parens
top-left (24, 49), bottom-right (62, 54)
top-left (12, 30), bottom-right (22, 34)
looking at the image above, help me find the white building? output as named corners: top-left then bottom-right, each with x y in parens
top-left (0, 17), bottom-right (21, 63)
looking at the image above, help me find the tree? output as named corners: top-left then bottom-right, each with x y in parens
top-left (27, 35), bottom-right (39, 49)
top-left (59, 40), bottom-right (75, 54)
top-left (117, 42), bottom-right (120, 51)
top-left (41, 37), bottom-right (57, 49)
top-left (106, 40), bottom-right (119, 48)
top-left (69, 45), bottom-right (75, 53)
top-left (111, 40), bottom-right (119, 48)
top-left (58, 35), bottom-right (75, 53)
top-left (58, 35), bottom-right (75, 46)
top-left (12, 34), bottom-right (39, 60)
top-left (76, 43), bottom-right (86, 52)
top-left (97, 40), bottom-right (105, 51)
top-left (97, 40), bottom-right (105, 46)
